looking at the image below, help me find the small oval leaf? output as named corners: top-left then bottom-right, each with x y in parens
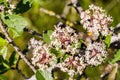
top-left (36, 69), bottom-right (53, 80)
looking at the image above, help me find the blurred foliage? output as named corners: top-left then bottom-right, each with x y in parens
top-left (1, 0), bottom-right (120, 80)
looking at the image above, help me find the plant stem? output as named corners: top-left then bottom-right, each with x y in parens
top-left (70, 0), bottom-right (83, 15)
top-left (0, 19), bottom-right (36, 73)
top-left (39, 7), bottom-right (80, 26)
top-left (40, 7), bottom-right (66, 21)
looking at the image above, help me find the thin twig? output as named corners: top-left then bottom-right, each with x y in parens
top-left (61, 0), bottom-right (71, 18)
top-left (40, 7), bottom-right (81, 26)
top-left (40, 7), bottom-right (66, 21)
top-left (70, 0), bottom-right (83, 15)
top-left (101, 63), bottom-right (118, 80)
top-left (0, 19), bottom-right (36, 73)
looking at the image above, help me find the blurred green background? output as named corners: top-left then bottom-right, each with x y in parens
top-left (1, 0), bottom-right (120, 80)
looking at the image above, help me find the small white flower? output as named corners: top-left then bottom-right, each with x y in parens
top-left (50, 22), bottom-right (81, 55)
top-left (0, 5), bottom-right (5, 12)
top-left (10, 4), bottom-right (15, 9)
top-left (84, 42), bottom-right (107, 66)
top-left (80, 4), bottom-right (113, 40)
top-left (29, 38), bottom-right (56, 69)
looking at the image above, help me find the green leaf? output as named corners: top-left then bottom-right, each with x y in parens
top-left (50, 48), bottom-right (64, 58)
top-left (47, 30), bottom-right (53, 36)
top-left (104, 35), bottom-right (111, 48)
top-left (1, 59), bottom-right (10, 69)
top-left (9, 52), bottom-right (18, 65)
top-left (0, 75), bottom-right (7, 80)
top-left (43, 34), bottom-right (51, 44)
top-left (1, 14), bottom-right (28, 38)
top-left (71, 39), bottom-right (83, 48)
top-left (50, 57), bottom-right (57, 64)
top-left (53, 69), bottom-right (69, 80)
top-left (77, 39), bottom-right (83, 48)
top-left (43, 30), bottom-right (53, 44)
top-left (36, 69), bottom-right (53, 80)
top-left (0, 46), bottom-right (7, 59)
top-left (0, 37), bottom-right (7, 47)
top-left (14, 0), bottom-right (32, 14)
top-left (9, 52), bottom-right (18, 66)
top-left (0, 0), bottom-right (5, 4)
top-left (8, 28), bottom-right (21, 38)
top-left (0, 56), bottom-right (10, 74)
top-left (36, 70), bottom-right (45, 80)
top-left (63, 54), bottom-right (70, 61)
top-left (109, 49), bottom-right (120, 64)
top-left (23, 0), bottom-right (32, 5)
top-left (85, 66), bottom-right (101, 80)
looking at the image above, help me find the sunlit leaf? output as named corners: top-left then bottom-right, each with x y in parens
top-left (43, 30), bottom-right (53, 44)
top-left (0, 56), bottom-right (10, 74)
top-left (0, 0), bottom-right (5, 4)
top-left (2, 62), bottom-right (9, 70)
top-left (23, 0), bottom-right (32, 5)
top-left (50, 48), bottom-right (64, 58)
top-left (8, 28), bottom-right (21, 38)
top-left (0, 46), bottom-right (7, 59)
top-left (47, 30), bottom-right (53, 36)
top-left (1, 14), bottom-right (28, 38)
top-left (77, 39), bottom-right (84, 48)
top-left (43, 34), bottom-right (51, 44)
top-left (109, 49), bottom-right (120, 64)
top-left (105, 35), bottom-right (111, 48)
top-left (0, 37), bottom-right (7, 47)
top-left (63, 54), bottom-right (70, 61)
top-left (36, 69), bottom-right (53, 80)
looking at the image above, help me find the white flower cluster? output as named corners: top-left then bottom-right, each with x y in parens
top-left (29, 23), bottom-right (108, 78)
top-left (80, 4), bottom-right (113, 40)
top-left (28, 4), bottom-right (120, 79)
top-left (85, 42), bottom-right (107, 65)
top-left (29, 23), bottom-right (87, 76)
top-left (56, 56), bottom-right (86, 76)
top-left (29, 38), bottom-right (57, 70)
top-left (50, 22), bottom-right (80, 55)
